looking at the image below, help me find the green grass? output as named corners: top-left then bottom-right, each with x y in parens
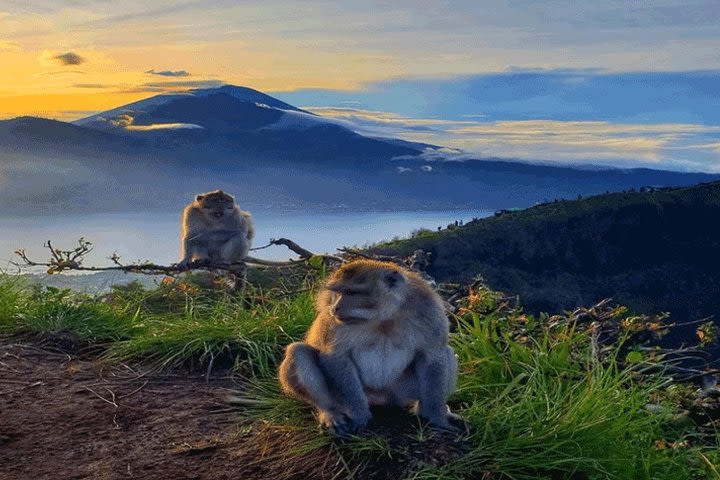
top-left (0, 281), bottom-right (135, 343)
top-left (440, 291), bottom-right (691, 479)
top-left (0, 273), bottom-right (717, 479)
top-left (0, 275), bottom-right (314, 370)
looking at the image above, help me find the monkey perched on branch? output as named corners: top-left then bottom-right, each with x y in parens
top-left (279, 259), bottom-right (464, 437)
top-left (177, 190), bottom-right (254, 270)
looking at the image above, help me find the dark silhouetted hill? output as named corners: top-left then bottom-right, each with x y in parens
top-left (371, 181), bottom-right (720, 347)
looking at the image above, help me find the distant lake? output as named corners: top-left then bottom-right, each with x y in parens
top-left (0, 209), bottom-right (490, 270)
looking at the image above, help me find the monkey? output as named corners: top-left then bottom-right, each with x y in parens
top-left (177, 189), bottom-right (254, 269)
top-left (278, 259), bottom-right (464, 437)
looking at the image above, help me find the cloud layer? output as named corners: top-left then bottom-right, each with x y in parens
top-left (308, 107), bottom-right (720, 173)
top-left (145, 69), bottom-right (191, 77)
top-left (270, 71), bottom-right (720, 173)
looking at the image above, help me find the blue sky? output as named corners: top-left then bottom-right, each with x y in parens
top-left (273, 71), bottom-right (720, 172)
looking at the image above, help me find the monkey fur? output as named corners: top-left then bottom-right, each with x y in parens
top-left (177, 190), bottom-right (253, 269)
top-left (278, 259), bottom-right (463, 437)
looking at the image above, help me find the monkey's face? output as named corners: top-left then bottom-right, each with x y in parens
top-left (196, 190), bottom-right (236, 219)
top-left (325, 262), bottom-right (407, 325)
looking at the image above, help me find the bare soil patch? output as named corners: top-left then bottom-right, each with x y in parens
top-left (0, 339), bottom-right (465, 480)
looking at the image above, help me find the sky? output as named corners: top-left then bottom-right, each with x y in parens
top-left (2, 0), bottom-right (720, 171)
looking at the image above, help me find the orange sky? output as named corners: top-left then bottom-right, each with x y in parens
top-left (2, 1), bottom-right (720, 120)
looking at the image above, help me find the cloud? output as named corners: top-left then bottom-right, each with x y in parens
top-left (72, 83), bottom-right (112, 89)
top-left (126, 123), bottom-right (204, 131)
top-left (0, 40), bottom-right (19, 50)
top-left (117, 79), bottom-right (224, 94)
top-left (60, 110), bottom-right (101, 118)
top-left (141, 79), bottom-right (223, 89)
top-left (109, 114), bottom-right (134, 128)
top-left (96, 112), bottom-right (204, 131)
top-left (397, 166), bottom-right (412, 173)
top-left (145, 69), bottom-right (191, 77)
top-left (310, 106), bottom-right (720, 173)
top-left (53, 52), bottom-right (85, 66)
top-left (41, 70), bottom-right (86, 75)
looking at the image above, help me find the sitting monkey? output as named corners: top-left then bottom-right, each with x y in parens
top-left (177, 190), bottom-right (254, 269)
top-left (279, 259), bottom-right (463, 436)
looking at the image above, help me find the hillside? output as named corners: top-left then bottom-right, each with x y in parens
top-left (371, 181), bottom-right (720, 346)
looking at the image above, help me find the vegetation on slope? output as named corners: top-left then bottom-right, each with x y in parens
top-left (371, 181), bottom-right (720, 349)
top-left (1, 272), bottom-right (718, 479)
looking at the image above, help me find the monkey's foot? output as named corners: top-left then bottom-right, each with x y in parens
top-left (445, 412), bottom-right (471, 435)
top-left (175, 258), bottom-right (211, 270)
top-left (422, 412), bottom-right (470, 436)
top-left (318, 410), bottom-right (369, 438)
top-left (191, 258), bottom-right (211, 267)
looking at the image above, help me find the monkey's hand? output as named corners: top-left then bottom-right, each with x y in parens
top-left (175, 258), bottom-right (210, 270)
top-left (175, 258), bottom-right (191, 270)
top-left (318, 409), bottom-right (371, 438)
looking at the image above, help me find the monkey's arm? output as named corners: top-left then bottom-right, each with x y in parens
top-left (414, 346), bottom-right (460, 431)
top-left (279, 342), bottom-right (371, 437)
top-left (177, 207), bottom-right (208, 267)
top-left (243, 212), bottom-right (254, 241)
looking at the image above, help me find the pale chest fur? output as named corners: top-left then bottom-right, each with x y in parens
top-left (350, 331), bottom-right (416, 389)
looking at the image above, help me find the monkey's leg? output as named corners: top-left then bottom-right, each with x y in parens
top-left (279, 343), bottom-right (362, 436)
top-left (219, 234), bottom-right (249, 262)
top-left (317, 354), bottom-right (373, 435)
top-left (412, 346), bottom-right (461, 432)
top-left (179, 234), bottom-right (211, 267)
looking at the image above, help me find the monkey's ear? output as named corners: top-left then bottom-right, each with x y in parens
top-left (384, 270), bottom-right (405, 288)
top-left (195, 194), bottom-right (205, 201)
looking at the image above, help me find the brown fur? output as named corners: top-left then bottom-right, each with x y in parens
top-left (278, 260), bottom-right (462, 436)
top-left (177, 190), bottom-right (254, 268)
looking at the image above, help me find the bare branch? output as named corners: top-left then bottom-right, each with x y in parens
top-left (13, 237), bottom-right (338, 275)
top-left (268, 238), bottom-right (315, 259)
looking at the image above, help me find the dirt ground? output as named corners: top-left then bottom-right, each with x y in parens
top-left (0, 338), bottom-right (466, 480)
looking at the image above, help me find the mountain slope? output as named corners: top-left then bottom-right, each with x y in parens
top-left (0, 116), bottom-right (138, 151)
top-left (371, 181), bottom-right (720, 347)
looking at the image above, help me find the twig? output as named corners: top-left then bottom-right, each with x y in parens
top-left (118, 380), bottom-right (150, 399)
top-left (0, 381), bottom-right (43, 395)
top-left (249, 242), bottom-right (273, 251)
top-left (268, 238), bottom-right (315, 259)
top-left (83, 386), bottom-right (119, 407)
top-left (205, 352), bottom-right (216, 384)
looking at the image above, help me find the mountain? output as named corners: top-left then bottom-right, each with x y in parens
top-left (3, 86), bottom-right (421, 163)
top-left (71, 85), bottom-right (426, 166)
top-left (0, 84), bottom-right (718, 214)
top-left (370, 181), bottom-right (720, 351)
top-left (76, 85), bottom-right (309, 129)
